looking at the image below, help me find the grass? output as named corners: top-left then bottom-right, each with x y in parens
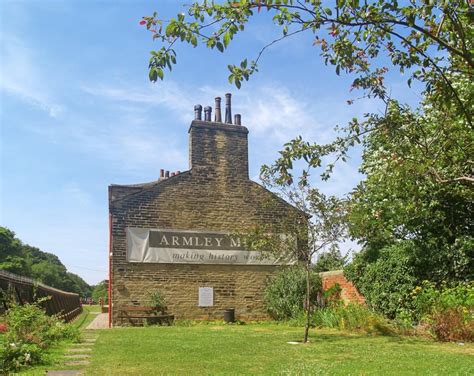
top-left (83, 324), bottom-right (473, 375)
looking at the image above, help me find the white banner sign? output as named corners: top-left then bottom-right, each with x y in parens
top-left (126, 227), bottom-right (293, 265)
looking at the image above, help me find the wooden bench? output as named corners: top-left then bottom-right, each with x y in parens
top-left (119, 306), bottom-right (174, 326)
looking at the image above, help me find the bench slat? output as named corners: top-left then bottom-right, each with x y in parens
top-left (119, 306), bottom-right (174, 325)
top-left (121, 306), bottom-right (163, 312)
top-left (119, 315), bottom-right (174, 319)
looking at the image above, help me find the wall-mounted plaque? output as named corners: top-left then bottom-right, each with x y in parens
top-left (198, 287), bottom-right (213, 307)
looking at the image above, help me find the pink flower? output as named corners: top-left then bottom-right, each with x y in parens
top-left (139, 20), bottom-right (146, 25)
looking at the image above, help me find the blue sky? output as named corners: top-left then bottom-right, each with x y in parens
top-left (0, 1), bottom-right (420, 285)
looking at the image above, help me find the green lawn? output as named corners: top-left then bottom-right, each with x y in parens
top-left (84, 324), bottom-right (473, 375)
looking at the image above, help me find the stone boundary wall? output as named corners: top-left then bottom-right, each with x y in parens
top-left (320, 270), bottom-right (365, 304)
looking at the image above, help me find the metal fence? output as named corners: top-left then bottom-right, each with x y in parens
top-left (0, 269), bottom-right (82, 322)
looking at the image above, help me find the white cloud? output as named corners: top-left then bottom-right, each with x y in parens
top-left (80, 81), bottom-right (198, 123)
top-left (58, 114), bottom-right (189, 175)
top-left (0, 34), bottom-right (63, 118)
top-left (77, 79), bottom-right (370, 192)
top-left (62, 182), bottom-right (93, 206)
top-left (81, 80), bottom-right (371, 148)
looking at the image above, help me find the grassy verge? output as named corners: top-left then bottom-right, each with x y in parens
top-left (74, 305), bottom-right (102, 330)
top-left (84, 324), bottom-right (473, 375)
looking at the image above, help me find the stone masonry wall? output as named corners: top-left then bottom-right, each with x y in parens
top-left (109, 120), bottom-right (302, 325)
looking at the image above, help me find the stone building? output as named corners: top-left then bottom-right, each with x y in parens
top-left (108, 94), bottom-right (302, 326)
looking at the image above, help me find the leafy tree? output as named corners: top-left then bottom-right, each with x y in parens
top-left (248, 169), bottom-right (347, 342)
top-left (344, 74), bottom-right (473, 314)
top-left (0, 227), bottom-right (92, 297)
top-left (347, 77), bottom-right (473, 276)
top-left (91, 281), bottom-right (108, 304)
top-left (65, 272), bottom-right (93, 298)
top-left (264, 267), bottom-right (321, 320)
top-left (143, 1), bottom-right (473, 184)
top-left (0, 227), bottom-right (28, 274)
top-left (314, 246), bottom-right (348, 272)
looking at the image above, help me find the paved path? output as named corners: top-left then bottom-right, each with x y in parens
top-left (46, 331), bottom-right (98, 375)
top-left (86, 313), bottom-right (109, 330)
top-left (46, 311), bottom-right (108, 375)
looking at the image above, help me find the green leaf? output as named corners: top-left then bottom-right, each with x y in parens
top-left (223, 32), bottom-right (231, 48)
top-left (157, 68), bottom-right (164, 80)
top-left (149, 67), bottom-right (158, 82)
top-left (216, 42), bottom-right (224, 52)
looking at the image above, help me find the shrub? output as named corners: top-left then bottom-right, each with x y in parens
top-left (410, 281), bottom-right (474, 319)
top-left (1, 341), bottom-right (43, 373)
top-left (264, 267), bottom-right (322, 320)
top-left (0, 301), bottom-right (80, 373)
top-left (345, 242), bottom-right (417, 318)
top-left (346, 236), bottom-right (474, 319)
top-left (428, 307), bottom-right (474, 342)
top-left (5, 301), bottom-right (79, 347)
top-left (409, 281), bottom-right (474, 341)
top-left (313, 304), bottom-right (393, 334)
top-left (148, 290), bottom-right (166, 309)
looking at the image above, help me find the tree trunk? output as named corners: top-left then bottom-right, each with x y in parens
top-left (303, 264), bottom-right (311, 343)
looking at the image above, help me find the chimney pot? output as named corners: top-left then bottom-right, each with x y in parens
top-left (214, 97), bottom-right (222, 123)
top-left (194, 104), bottom-right (202, 120)
top-left (225, 93), bottom-right (232, 124)
top-left (234, 114), bottom-right (241, 125)
top-left (165, 170), bottom-right (170, 178)
top-left (171, 172), bottom-right (175, 177)
top-left (204, 106), bottom-right (212, 122)
top-left (160, 169), bottom-right (165, 178)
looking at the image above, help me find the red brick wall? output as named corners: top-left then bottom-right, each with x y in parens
top-left (320, 270), bottom-right (365, 304)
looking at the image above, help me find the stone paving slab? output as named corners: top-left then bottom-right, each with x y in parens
top-left (46, 370), bottom-right (83, 375)
top-left (66, 348), bottom-right (92, 353)
top-left (64, 354), bottom-right (90, 359)
top-left (86, 313), bottom-right (109, 330)
top-left (64, 360), bottom-right (90, 366)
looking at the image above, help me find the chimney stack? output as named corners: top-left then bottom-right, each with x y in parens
top-left (234, 114), bottom-right (241, 125)
top-left (160, 169), bottom-right (165, 178)
top-left (165, 170), bottom-right (170, 178)
top-left (204, 106), bottom-right (212, 121)
top-left (214, 97), bottom-right (222, 123)
top-left (194, 104), bottom-right (202, 120)
top-left (225, 93), bottom-right (232, 124)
